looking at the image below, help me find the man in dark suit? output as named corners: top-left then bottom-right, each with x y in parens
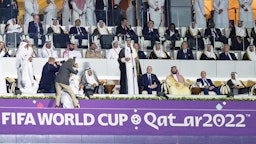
top-left (134, 43), bottom-right (147, 59)
top-left (39, 57), bottom-right (60, 93)
top-left (69, 19), bottom-right (88, 48)
top-left (219, 44), bottom-right (238, 60)
top-left (55, 58), bottom-right (79, 108)
top-left (196, 71), bottom-right (221, 95)
top-left (141, 66), bottom-right (161, 94)
top-left (142, 20), bottom-right (160, 49)
top-left (177, 41), bottom-right (194, 60)
top-left (116, 18), bottom-right (138, 43)
top-left (204, 21), bottom-right (227, 46)
top-left (28, 14), bottom-right (45, 47)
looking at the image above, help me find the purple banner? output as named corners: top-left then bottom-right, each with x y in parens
top-left (0, 99), bottom-right (256, 136)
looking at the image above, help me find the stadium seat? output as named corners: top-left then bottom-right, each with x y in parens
top-left (196, 51), bottom-right (202, 60)
top-left (173, 50), bottom-right (178, 59)
top-left (180, 27), bottom-right (187, 38)
top-left (158, 27), bottom-right (166, 37)
top-left (224, 28), bottom-right (231, 38)
top-left (136, 26), bottom-right (142, 37)
top-left (214, 41), bottom-right (223, 49)
top-left (91, 26), bottom-right (97, 34)
top-left (82, 49), bottom-right (87, 58)
top-left (175, 38), bottom-right (184, 48)
top-left (0, 24), bottom-right (5, 34)
top-left (199, 28), bottom-right (205, 37)
top-left (108, 26), bottom-right (116, 35)
top-left (23, 24), bottom-right (29, 35)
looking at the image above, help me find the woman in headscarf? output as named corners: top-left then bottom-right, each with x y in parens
top-left (243, 45), bottom-right (256, 61)
top-left (63, 41), bottom-right (82, 58)
top-left (5, 18), bottom-right (22, 46)
top-left (0, 41), bottom-right (9, 57)
top-left (200, 44), bottom-right (218, 60)
top-left (47, 18), bottom-right (70, 48)
top-left (186, 21), bottom-right (204, 50)
top-left (71, 0), bottom-right (87, 25)
top-left (16, 41), bottom-right (38, 94)
top-left (165, 66), bottom-right (191, 95)
top-left (107, 40), bottom-right (121, 60)
top-left (229, 21), bottom-right (249, 50)
top-left (80, 67), bottom-right (103, 96)
top-left (44, 0), bottom-right (57, 25)
top-left (149, 41), bottom-right (170, 59)
top-left (39, 41), bottom-right (58, 58)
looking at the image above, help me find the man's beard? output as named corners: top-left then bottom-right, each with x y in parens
top-left (172, 72), bottom-right (177, 74)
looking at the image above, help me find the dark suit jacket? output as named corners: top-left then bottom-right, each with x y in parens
top-left (138, 51), bottom-right (147, 59)
top-left (219, 52), bottom-right (237, 60)
top-left (165, 29), bottom-right (180, 40)
top-left (69, 26), bottom-right (88, 36)
top-left (115, 25), bottom-right (136, 36)
top-left (141, 73), bottom-right (160, 92)
top-left (55, 60), bottom-right (78, 85)
top-left (142, 26), bottom-right (159, 40)
top-left (28, 21), bottom-right (44, 35)
top-left (204, 28), bottom-right (222, 38)
top-left (177, 49), bottom-right (194, 60)
top-left (196, 78), bottom-right (215, 87)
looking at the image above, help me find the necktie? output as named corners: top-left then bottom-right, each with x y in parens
top-left (148, 75), bottom-right (152, 85)
top-left (204, 79), bottom-right (209, 86)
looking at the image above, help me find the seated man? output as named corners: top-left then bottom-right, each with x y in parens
top-left (204, 21), bottom-right (227, 47)
top-left (134, 43), bottom-right (147, 59)
top-left (28, 14), bottom-right (45, 47)
top-left (219, 44), bottom-right (238, 60)
top-left (227, 72), bottom-right (248, 95)
top-left (80, 67), bottom-right (104, 96)
top-left (185, 21), bottom-right (204, 50)
top-left (196, 71), bottom-right (221, 95)
top-left (242, 45), bottom-right (256, 61)
top-left (177, 41), bottom-right (194, 60)
top-left (165, 23), bottom-right (181, 49)
top-left (107, 40), bottom-right (122, 60)
top-left (47, 18), bottom-right (70, 48)
top-left (5, 18), bottom-right (22, 47)
top-left (229, 21), bottom-right (249, 51)
top-left (69, 19), bottom-right (88, 48)
top-left (63, 41), bottom-right (82, 58)
top-left (149, 41), bottom-right (170, 59)
top-left (85, 42), bottom-right (104, 58)
top-left (200, 44), bottom-right (218, 60)
top-left (0, 41), bottom-right (9, 57)
top-left (115, 18), bottom-right (138, 43)
top-left (39, 41), bottom-right (58, 58)
top-left (92, 20), bottom-right (110, 37)
top-left (141, 66), bottom-right (161, 94)
top-left (165, 66), bottom-right (191, 95)
top-left (142, 20), bottom-right (160, 49)
top-left (39, 57), bottom-right (60, 93)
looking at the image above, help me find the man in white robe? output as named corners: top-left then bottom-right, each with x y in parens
top-left (148, 0), bottom-right (165, 28)
top-left (86, 0), bottom-right (97, 26)
top-left (193, 0), bottom-right (206, 28)
top-left (24, 0), bottom-right (39, 24)
top-left (5, 18), bottom-right (22, 46)
top-left (39, 41), bottom-right (58, 58)
top-left (44, 0), bottom-right (57, 25)
top-left (16, 41), bottom-right (38, 94)
top-left (126, 0), bottom-right (136, 27)
top-left (62, 0), bottom-right (71, 29)
top-left (213, 0), bottom-right (229, 29)
top-left (71, 0), bottom-right (87, 25)
top-left (107, 40), bottom-right (121, 60)
top-left (63, 41), bottom-right (82, 58)
top-left (239, 0), bottom-right (255, 28)
top-left (118, 38), bottom-right (139, 95)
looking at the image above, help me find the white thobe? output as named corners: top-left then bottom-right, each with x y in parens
top-left (148, 0), bottom-right (165, 27)
top-left (39, 48), bottom-right (58, 58)
top-left (24, 0), bottom-right (39, 24)
top-left (44, 2), bottom-right (57, 25)
top-left (63, 50), bottom-right (82, 58)
top-left (61, 75), bottom-right (82, 108)
top-left (193, 0), bottom-right (206, 28)
top-left (16, 47), bottom-right (38, 94)
top-left (239, 0), bottom-right (255, 28)
top-left (213, 0), bottom-right (229, 28)
top-left (126, 0), bottom-right (136, 27)
top-left (71, 1), bottom-right (87, 25)
top-left (0, 60), bottom-right (7, 94)
top-left (121, 46), bottom-right (139, 95)
top-left (86, 0), bottom-right (97, 26)
top-left (62, 0), bottom-right (71, 29)
top-left (107, 47), bottom-right (121, 60)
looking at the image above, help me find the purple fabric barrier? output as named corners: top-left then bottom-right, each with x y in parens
top-left (0, 99), bottom-right (255, 136)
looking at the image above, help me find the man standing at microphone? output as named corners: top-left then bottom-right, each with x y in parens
top-left (55, 58), bottom-right (79, 108)
top-left (118, 38), bottom-right (141, 95)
